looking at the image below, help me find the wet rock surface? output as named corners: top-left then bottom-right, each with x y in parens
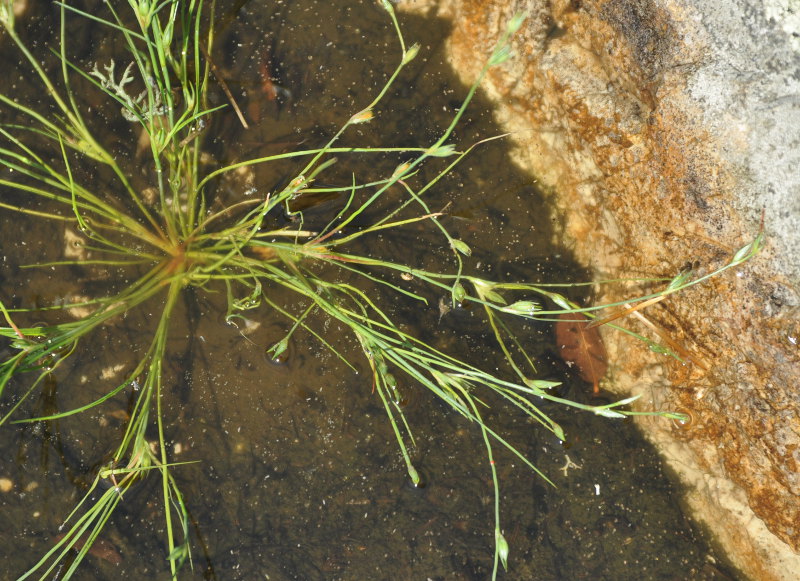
top-left (400, 0), bottom-right (800, 579)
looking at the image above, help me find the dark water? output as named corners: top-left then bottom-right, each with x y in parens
top-left (0, 2), bottom-right (740, 580)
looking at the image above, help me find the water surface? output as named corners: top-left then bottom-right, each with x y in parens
top-left (0, 1), bottom-right (738, 579)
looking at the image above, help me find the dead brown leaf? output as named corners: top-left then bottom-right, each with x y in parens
top-left (554, 312), bottom-right (608, 394)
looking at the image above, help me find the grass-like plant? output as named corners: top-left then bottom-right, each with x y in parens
top-left (0, 1), bottom-right (762, 579)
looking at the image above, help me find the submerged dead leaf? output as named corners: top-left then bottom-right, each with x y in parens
top-left (53, 533), bottom-right (122, 566)
top-left (554, 312), bottom-right (608, 394)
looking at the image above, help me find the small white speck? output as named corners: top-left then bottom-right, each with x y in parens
top-left (594, 484), bottom-right (601, 496)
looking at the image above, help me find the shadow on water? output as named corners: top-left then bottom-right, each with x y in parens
top-left (0, 1), bottom-right (741, 579)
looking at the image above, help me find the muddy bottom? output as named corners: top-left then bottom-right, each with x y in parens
top-left (0, 292), bottom-right (734, 580)
top-left (0, 1), bottom-right (739, 580)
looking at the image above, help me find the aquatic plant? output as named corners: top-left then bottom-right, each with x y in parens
top-left (0, 1), bottom-right (762, 579)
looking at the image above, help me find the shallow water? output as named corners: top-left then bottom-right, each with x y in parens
top-left (0, 2), bottom-right (740, 580)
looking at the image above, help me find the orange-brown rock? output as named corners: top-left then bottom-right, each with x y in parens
top-left (403, 1), bottom-right (800, 579)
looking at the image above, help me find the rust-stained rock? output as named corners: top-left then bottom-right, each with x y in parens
top-left (402, 1), bottom-right (800, 579)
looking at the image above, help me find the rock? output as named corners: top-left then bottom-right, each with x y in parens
top-left (400, 1), bottom-right (800, 579)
